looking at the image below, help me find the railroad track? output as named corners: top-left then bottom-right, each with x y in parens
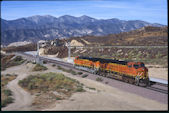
top-left (146, 86), bottom-right (168, 94)
top-left (15, 52), bottom-right (168, 94)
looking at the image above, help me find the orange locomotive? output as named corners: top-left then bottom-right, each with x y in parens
top-left (74, 56), bottom-right (149, 86)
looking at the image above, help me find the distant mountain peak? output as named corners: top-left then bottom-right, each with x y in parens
top-left (79, 15), bottom-right (95, 19)
top-left (1, 14), bottom-right (165, 45)
top-left (59, 15), bottom-right (76, 18)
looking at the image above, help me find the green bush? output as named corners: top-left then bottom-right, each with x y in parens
top-left (6, 74), bottom-right (11, 76)
top-left (77, 72), bottom-right (83, 75)
top-left (28, 83), bottom-right (34, 90)
top-left (3, 89), bottom-right (12, 96)
top-left (76, 86), bottom-right (85, 92)
top-left (32, 61), bottom-right (36, 64)
top-left (57, 65), bottom-right (61, 69)
top-left (87, 87), bottom-right (96, 90)
top-left (71, 71), bottom-right (77, 75)
top-left (32, 64), bottom-right (48, 71)
top-left (82, 74), bottom-right (88, 78)
top-left (56, 97), bottom-right (62, 100)
top-left (52, 64), bottom-right (56, 67)
top-left (18, 72), bottom-right (85, 94)
top-left (1, 97), bottom-right (14, 107)
top-left (43, 60), bottom-right (47, 64)
top-left (105, 81), bottom-right (109, 84)
top-left (96, 77), bottom-right (103, 82)
top-left (58, 66), bottom-right (77, 75)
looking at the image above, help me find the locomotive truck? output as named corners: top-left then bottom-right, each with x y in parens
top-left (74, 56), bottom-right (149, 86)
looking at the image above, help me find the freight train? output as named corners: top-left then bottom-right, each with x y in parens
top-left (74, 56), bottom-right (149, 86)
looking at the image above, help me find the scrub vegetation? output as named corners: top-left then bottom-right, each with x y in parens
top-left (1, 74), bottom-right (18, 107)
top-left (18, 72), bottom-right (85, 108)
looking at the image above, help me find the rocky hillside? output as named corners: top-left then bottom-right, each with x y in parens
top-left (69, 26), bottom-right (168, 46)
top-left (1, 15), bottom-right (164, 45)
top-left (2, 26), bottom-right (167, 53)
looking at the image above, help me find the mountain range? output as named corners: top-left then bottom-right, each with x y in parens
top-left (1, 15), bottom-right (164, 45)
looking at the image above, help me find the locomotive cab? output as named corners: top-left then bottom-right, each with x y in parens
top-left (128, 62), bottom-right (149, 86)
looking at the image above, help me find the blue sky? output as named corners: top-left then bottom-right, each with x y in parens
top-left (1, 0), bottom-right (168, 25)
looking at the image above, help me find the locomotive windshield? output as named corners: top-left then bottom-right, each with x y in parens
top-left (134, 64), bottom-right (139, 69)
top-left (134, 63), bottom-right (145, 69)
top-left (140, 63), bottom-right (145, 67)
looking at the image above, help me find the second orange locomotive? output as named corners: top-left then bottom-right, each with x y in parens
top-left (74, 56), bottom-right (149, 86)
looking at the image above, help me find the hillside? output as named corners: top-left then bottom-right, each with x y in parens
top-left (1, 15), bottom-right (164, 45)
top-left (69, 26), bottom-right (168, 46)
top-left (2, 26), bottom-right (167, 53)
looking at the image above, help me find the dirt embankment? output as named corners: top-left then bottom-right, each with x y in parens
top-left (43, 64), bottom-right (168, 111)
top-left (1, 63), bottom-right (168, 111)
top-left (1, 64), bottom-right (33, 111)
top-left (146, 65), bottom-right (168, 80)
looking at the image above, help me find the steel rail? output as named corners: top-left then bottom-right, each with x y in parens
top-left (15, 52), bottom-right (168, 94)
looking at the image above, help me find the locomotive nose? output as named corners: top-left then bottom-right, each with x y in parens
top-left (142, 67), bottom-right (148, 71)
top-left (142, 67), bottom-right (148, 78)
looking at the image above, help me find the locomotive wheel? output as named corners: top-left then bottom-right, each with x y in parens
top-left (124, 78), bottom-right (129, 83)
top-left (129, 79), bottom-right (134, 84)
top-left (122, 76), bottom-right (128, 83)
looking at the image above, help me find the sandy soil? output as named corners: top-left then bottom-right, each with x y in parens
top-left (1, 64), bottom-right (33, 111)
top-left (1, 63), bottom-right (168, 111)
top-left (43, 64), bottom-right (168, 111)
top-left (146, 65), bottom-right (168, 80)
top-left (70, 40), bottom-right (84, 46)
top-left (81, 39), bottom-right (91, 45)
top-left (149, 68), bottom-right (168, 80)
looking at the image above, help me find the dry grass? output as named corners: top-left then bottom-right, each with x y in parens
top-left (18, 72), bottom-right (85, 109)
top-left (32, 64), bottom-right (48, 71)
top-left (1, 55), bottom-right (26, 71)
top-left (2, 43), bottom-right (37, 53)
top-left (57, 66), bottom-right (77, 75)
top-left (1, 74), bottom-right (17, 107)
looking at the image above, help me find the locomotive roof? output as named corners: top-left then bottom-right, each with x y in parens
top-left (78, 56), bottom-right (128, 65)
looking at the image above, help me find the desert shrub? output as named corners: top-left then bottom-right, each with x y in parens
top-left (1, 55), bottom-right (25, 70)
top-left (86, 87), bottom-right (96, 90)
top-left (18, 72), bottom-right (85, 94)
top-left (76, 86), bottom-right (85, 92)
top-left (105, 81), bottom-right (109, 84)
top-left (26, 61), bottom-right (30, 64)
top-left (6, 74), bottom-right (11, 76)
top-left (9, 56), bottom-right (25, 65)
top-left (52, 64), bottom-right (56, 67)
top-left (1, 97), bottom-right (14, 107)
top-left (77, 72), bottom-right (83, 75)
top-left (3, 89), bottom-right (12, 96)
top-left (57, 66), bottom-right (77, 75)
top-left (96, 77), bottom-right (103, 82)
top-left (32, 61), bottom-right (36, 64)
top-left (28, 83), bottom-right (34, 90)
top-left (32, 64), bottom-right (48, 71)
top-left (43, 60), bottom-right (47, 64)
top-left (82, 74), bottom-right (88, 78)
top-left (70, 71), bottom-right (77, 75)
top-left (57, 66), bottom-right (62, 70)
top-left (14, 56), bottom-right (23, 62)
top-left (56, 97), bottom-right (62, 100)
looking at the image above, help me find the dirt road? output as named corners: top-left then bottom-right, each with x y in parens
top-left (1, 64), bottom-right (33, 111)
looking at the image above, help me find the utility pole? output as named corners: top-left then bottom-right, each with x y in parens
top-left (36, 40), bottom-right (46, 64)
top-left (68, 42), bottom-right (71, 60)
top-left (66, 42), bottom-right (71, 62)
top-left (36, 41), bottom-right (40, 64)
